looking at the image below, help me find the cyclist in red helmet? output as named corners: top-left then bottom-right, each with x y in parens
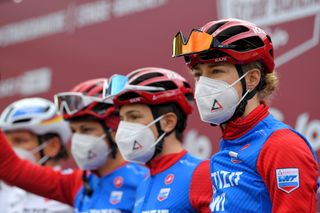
top-left (111, 67), bottom-right (212, 212)
top-left (172, 18), bottom-right (318, 212)
top-left (0, 78), bottom-right (148, 212)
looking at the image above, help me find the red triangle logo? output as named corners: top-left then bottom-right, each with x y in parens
top-left (132, 140), bottom-right (143, 150)
top-left (211, 99), bottom-right (223, 111)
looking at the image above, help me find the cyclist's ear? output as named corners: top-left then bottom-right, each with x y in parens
top-left (44, 136), bottom-right (61, 158)
top-left (160, 112), bottom-right (177, 134)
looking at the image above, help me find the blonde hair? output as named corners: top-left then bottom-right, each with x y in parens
top-left (242, 62), bottom-right (279, 101)
top-left (258, 71), bottom-right (278, 101)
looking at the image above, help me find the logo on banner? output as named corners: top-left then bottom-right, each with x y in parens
top-left (157, 188), bottom-right (171, 201)
top-left (109, 191), bottom-right (123, 205)
top-left (276, 168), bottom-right (300, 193)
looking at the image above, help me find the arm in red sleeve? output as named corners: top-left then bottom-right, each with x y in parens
top-left (257, 129), bottom-right (318, 213)
top-left (0, 131), bottom-right (83, 206)
top-left (190, 160), bottom-right (213, 213)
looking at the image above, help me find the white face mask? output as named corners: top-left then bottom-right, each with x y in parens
top-left (71, 133), bottom-right (111, 170)
top-left (115, 115), bottom-right (166, 164)
top-left (13, 147), bottom-right (37, 163)
top-left (194, 73), bottom-right (250, 125)
top-left (13, 142), bottom-right (49, 165)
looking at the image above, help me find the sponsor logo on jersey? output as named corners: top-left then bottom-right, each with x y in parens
top-left (276, 168), bottom-right (300, 193)
top-left (165, 174), bottom-right (174, 185)
top-left (229, 151), bottom-right (241, 164)
top-left (109, 191), bottom-right (123, 205)
top-left (113, 176), bottom-right (124, 188)
top-left (157, 188), bottom-right (170, 201)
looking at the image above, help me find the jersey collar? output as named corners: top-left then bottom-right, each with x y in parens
top-left (222, 103), bottom-right (269, 140)
top-left (148, 150), bottom-right (187, 176)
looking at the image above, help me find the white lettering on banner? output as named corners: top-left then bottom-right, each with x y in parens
top-left (76, 1), bottom-right (112, 27)
top-left (296, 113), bottom-right (320, 151)
top-left (0, 11), bottom-right (65, 47)
top-left (218, 0), bottom-right (320, 26)
top-left (264, 27), bottom-right (289, 50)
top-left (0, 0), bottom-right (168, 47)
top-left (113, 0), bottom-right (168, 17)
top-left (217, 0), bottom-right (320, 68)
top-left (211, 171), bottom-right (243, 192)
top-left (270, 108), bottom-right (320, 151)
top-left (0, 68), bottom-right (52, 98)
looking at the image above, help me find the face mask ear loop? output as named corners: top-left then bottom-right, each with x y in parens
top-left (213, 65), bottom-right (250, 126)
top-left (229, 68), bottom-right (249, 89)
top-left (148, 113), bottom-right (166, 162)
top-left (222, 64), bottom-right (256, 125)
top-left (100, 120), bottom-right (117, 159)
top-left (35, 136), bottom-right (50, 165)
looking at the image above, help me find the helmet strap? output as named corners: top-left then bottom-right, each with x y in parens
top-left (99, 121), bottom-right (117, 159)
top-left (225, 64), bottom-right (257, 123)
top-left (82, 170), bottom-right (93, 197)
top-left (150, 109), bottom-right (167, 161)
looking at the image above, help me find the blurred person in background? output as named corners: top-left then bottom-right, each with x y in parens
top-left (111, 67), bottom-right (212, 212)
top-left (0, 78), bottom-right (148, 212)
top-left (172, 18), bottom-right (318, 212)
top-left (0, 97), bottom-right (73, 213)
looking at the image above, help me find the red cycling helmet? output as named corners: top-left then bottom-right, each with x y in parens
top-left (173, 18), bottom-right (274, 73)
top-left (113, 67), bottom-right (194, 115)
top-left (54, 78), bottom-right (119, 130)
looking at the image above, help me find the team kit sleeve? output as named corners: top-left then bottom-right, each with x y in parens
top-left (0, 131), bottom-right (83, 206)
top-left (189, 160), bottom-right (213, 213)
top-left (257, 129), bottom-right (318, 213)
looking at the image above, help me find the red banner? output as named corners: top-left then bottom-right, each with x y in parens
top-left (0, 0), bottom-right (319, 209)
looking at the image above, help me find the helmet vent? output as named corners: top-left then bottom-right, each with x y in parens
top-left (206, 21), bottom-right (228, 34)
top-left (267, 35), bottom-right (272, 43)
top-left (117, 92), bottom-right (140, 102)
top-left (216, 26), bottom-right (249, 43)
top-left (269, 49), bottom-right (274, 57)
top-left (183, 81), bottom-right (191, 89)
top-left (230, 36), bottom-right (264, 52)
top-left (185, 92), bottom-right (194, 105)
top-left (44, 106), bottom-right (50, 112)
top-left (12, 118), bottom-right (32, 124)
top-left (130, 72), bottom-right (163, 85)
top-left (198, 50), bottom-right (228, 60)
top-left (83, 85), bottom-right (96, 96)
top-left (147, 81), bottom-right (177, 91)
top-left (91, 103), bottom-right (112, 115)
